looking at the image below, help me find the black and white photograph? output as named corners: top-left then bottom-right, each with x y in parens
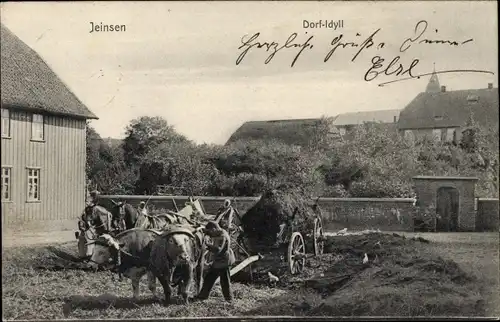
top-left (1, 1), bottom-right (498, 319)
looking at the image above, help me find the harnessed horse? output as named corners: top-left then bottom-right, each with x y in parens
top-left (109, 201), bottom-right (141, 232)
top-left (84, 228), bottom-right (163, 299)
top-left (77, 204), bottom-right (116, 260)
top-left (81, 204), bottom-right (114, 236)
top-left (149, 224), bottom-right (206, 305)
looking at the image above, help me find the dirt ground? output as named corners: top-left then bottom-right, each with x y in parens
top-left (398, 232), bottom-right (500, 317)
top-left (2, 230), bottom-right (76, 248)
top-left (2, 230), bottom-right (498, 318)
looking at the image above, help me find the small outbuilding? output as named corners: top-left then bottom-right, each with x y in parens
top-left (412, 176), bottom-right (478, 232)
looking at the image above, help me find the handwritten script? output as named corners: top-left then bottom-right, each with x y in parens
top-left (235, 20), bottom-right (494, 86)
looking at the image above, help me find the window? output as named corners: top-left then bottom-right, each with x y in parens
top-left (432, 129), bottom-right (442, 141)
top-left (339, 127), bottom-right (346, 136)
top-left (1, 108), bottom-right (10, 137)
top-left (1, 167), bottom-right (11, 201)
top-left (31, 114), bottom-right (44, 141)
top-left (445, 128), bottom-right (455, 142)
top-left (27, 168), bottom-right (40, 201)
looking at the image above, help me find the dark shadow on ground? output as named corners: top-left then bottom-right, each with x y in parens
top-left (46, 246), bottom-right (82, 262)
top-left (32, 246), bottom-right (104, 271)
top-left (63, 293), bottom-right (187, 313)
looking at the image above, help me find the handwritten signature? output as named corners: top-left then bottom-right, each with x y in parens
top-left (400, 20), bottom-right (474, 52)
top-left (236, 32), bottom-right (314, 67)
top-left (235, 20), bottom-right (493, 86)
top-left (324, 29), bottom-right (385, 63)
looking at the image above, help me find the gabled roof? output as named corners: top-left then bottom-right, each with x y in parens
top-left (332, 109), bottom-right (401, 126)
top-left (1, 24), bottom-right (97, 119)
top-left (398, 87), bottom-right (499, 130)
top-left (226, 118), bottom-right (339, 146)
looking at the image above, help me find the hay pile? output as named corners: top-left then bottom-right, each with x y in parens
top-left (241, 186), bottom-right (319, 250)
top-left (249, 233), bottom-right (484, 317)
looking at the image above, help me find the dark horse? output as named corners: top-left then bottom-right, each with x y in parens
top-left (109, 201), bottom-right (141, 232)
top-left (109, 200), bottom-right (174, 232)
top-left (79, 204), bottom-right (115, 237)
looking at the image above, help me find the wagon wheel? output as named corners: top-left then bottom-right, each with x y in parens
top-left (313, 217), bottom-right (325, 256)
top-left (288, 232), bottom-right (306, 275)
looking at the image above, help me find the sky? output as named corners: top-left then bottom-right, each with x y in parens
top-left (1, 1), bottom-right (497, 144)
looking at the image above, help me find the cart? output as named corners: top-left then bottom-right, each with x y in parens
top-left (229, 199), bottom-right (326, 276)
top-left (267, 202), bottom-right (325, 275)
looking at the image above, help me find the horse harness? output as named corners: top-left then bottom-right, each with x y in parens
top-left (161, 226), bottom-right (206, 286)
top-left (84, 205), bottom-right (113, 233)
top-left (85, 229), bottom-right (163, 280)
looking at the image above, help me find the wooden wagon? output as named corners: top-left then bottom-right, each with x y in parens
top-left (207, 197), bottom-right (326, 276)
top-left (276, 204), bottom-right (326, 274)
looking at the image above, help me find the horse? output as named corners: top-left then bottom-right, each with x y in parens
top-left (76, 204), bottom-right (116, 260)
top-left (80, 204), bottom-right (114, 236)
top-left (85, 229), bottom-right (162, 300)
top-left (109, 200), bottom-right (182, 232)
top-left (149, 224), bottom-right (205, 305)
top-left (109, 201), bottom-right (141, 232)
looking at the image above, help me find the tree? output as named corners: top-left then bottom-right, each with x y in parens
top-left (305, 116), bottom-right (340, 152)
top-left (86, 124), bottom-right (136, 194)
top-left (85, 124), bottom-right (102, 182)
top-left (122, 116), bottom-right (190, 166)
top-left (136, 141), bottom-right (218, 195)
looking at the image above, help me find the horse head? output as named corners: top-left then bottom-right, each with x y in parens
top-left (164, 232), bottom-right (196, 266)
top-left (109, 200), bottom-right (133, 231)
top-left (85, 205), bottom-right (113, 235)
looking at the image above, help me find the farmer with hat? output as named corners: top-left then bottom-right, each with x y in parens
top-left (196, 220), bottom-right (235, 303)
top-left (87, 189), bottom-right (100, 207)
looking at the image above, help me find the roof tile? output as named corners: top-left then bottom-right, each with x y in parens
top-left (1, 24), bottom-right (97, 119)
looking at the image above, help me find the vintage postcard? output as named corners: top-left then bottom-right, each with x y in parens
top-left (1, 1), bottom-right (498, 320)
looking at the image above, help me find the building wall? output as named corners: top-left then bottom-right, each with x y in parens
top-left (1, 109), bottom-right (87, 232)
top-left (99, 195), bottom-right (416, 232)
top-left (401, 127), bottom-right (462, 143)
top-left (338, 123), bottom-right (398, 141)
top-left (476, 198), bottom-right (499, 232)
top-left (413, 178), bottom-right (477, 231)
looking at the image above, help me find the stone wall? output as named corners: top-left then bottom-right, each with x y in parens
top-left (476, 198), bottom-right (499, 232)
top-left (100, 195), bottom-right (416, 232)
top-left (317, 198), bottom-right (415, 231)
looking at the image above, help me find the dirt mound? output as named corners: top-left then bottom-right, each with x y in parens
top-left (250, 233), bottom-right (484, 317)
top-left (241, 186), bottom-right (319, 250)
top-left (2, 243), bottom-right (92, 271)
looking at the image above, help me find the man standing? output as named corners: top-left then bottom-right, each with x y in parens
top-left (88, 190), bottom-right (100, 206)
top-left (196, 221), bottom-right (235, 303)
top-left (138, 201), bottom-right (148, 216)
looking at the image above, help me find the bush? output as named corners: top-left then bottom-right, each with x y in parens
top-left (87, 116), bottom-right (499, 199)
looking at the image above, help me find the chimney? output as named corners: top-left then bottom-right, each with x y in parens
top-left (393, 115), bottom-right (397, 123)
top-left (488, 83), bottom-right (493, 89)
top-left (441, 86), bottom-right (446, 92)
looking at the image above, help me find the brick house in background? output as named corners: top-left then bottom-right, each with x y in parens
top-left (398, 71), bottom-right (499, 143)
top-left (1, 24), bottom-right (98, 232)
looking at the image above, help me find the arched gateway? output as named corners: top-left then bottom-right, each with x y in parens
top-left (412, 176), bottom-right (478, 232)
